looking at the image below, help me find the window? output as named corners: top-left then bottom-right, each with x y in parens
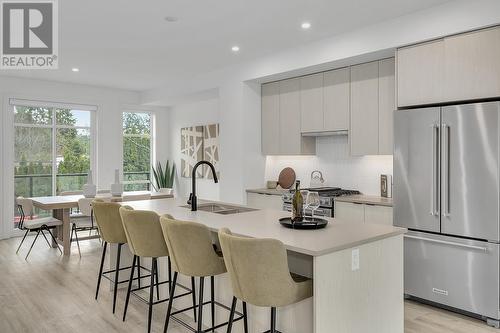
top-left (13, 103), bottom-right (95, 224)
top-left (122, 112), bottom-right (152, 191)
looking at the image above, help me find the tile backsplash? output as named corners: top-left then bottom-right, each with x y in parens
top-left (264, 135), bottom-right (393, 195)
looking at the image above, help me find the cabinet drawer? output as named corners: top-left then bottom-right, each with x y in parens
top-left (334, 201), bottom-right (365, 223)
top-left (404, 231), bottom-right (499, 319)
top-left (364, 204), bottom-right (393, 225)
top-left (246, 193), bottom-right (283, 211)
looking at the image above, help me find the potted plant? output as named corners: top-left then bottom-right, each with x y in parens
top-left (152, 161), bottom-right (175, 194)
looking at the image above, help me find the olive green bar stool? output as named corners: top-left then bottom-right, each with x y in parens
top-left (218, 228), bottom-right (313, 333)
top-left (119, 206), bottom-right (197, 333)
top-left (160, 217), bottom-right (246, 333)
top-left (92, 199), bottom-right (131, 314)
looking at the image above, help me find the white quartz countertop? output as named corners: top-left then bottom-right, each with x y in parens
top-left (121, 197), bottom-right (405, 257)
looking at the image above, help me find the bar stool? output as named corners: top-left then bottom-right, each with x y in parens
top-left (218, 228), bottom-right (313, 333)
top-left (159, 217), bottom-right (246, 333)
top-left (92, 199), bottom-right (133, 314)
top-left (119, 206), bottom-right (197, 333)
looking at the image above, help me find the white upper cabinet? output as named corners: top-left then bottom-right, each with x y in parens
top-left (324, 67), bottom-right (350, 132)
top-left (397, 26), bottom-right (500, 107)
top-left (378, 58), bottom-right (395, 155)
top-left (300, 73), bottom-right (324, 133)
top-left (444, 26), bottom-right (500, 102)
top-left (396, 39), bottom-right (445, 107)
top-left (279, 78), bottom-right (303, 154)
top-left (261, 82), bottom-right (280, 155)
top-left (350, 61), bottom-right (380, 156)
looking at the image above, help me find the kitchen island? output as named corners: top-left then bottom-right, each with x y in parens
top-left (120, 197), bottom-right (406, 333)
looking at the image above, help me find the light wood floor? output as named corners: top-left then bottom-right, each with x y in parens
top-left (0, 235), bottom-right (498, 333)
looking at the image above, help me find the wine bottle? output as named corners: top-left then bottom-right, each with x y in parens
top-left (292, 180), bottom-right (304, 221)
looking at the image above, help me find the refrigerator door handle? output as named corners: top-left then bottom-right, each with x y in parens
top-left (442, 123), bottom-right (450, 217)
top-left (404, 234), bottom-right (488, 252)
top-left (430, 124), bottom-right (439, 216)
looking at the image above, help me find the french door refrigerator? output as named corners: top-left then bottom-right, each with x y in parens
top-left (394, 101), bottom-right (500, 327)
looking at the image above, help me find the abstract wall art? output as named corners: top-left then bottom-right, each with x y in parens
top-left (181, 126), bottom-right (204, 178)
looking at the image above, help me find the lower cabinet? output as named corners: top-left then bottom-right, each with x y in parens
top-left (246, 192), bottom-right (284, 211)
top-left (335, 201), bottom-right (393, 225)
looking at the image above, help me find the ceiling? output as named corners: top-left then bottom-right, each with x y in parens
top-left (0, 0), bottom-right (452, 91)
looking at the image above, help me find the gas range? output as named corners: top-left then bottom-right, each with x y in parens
top-left (282, 187), bottom-right (360, 217)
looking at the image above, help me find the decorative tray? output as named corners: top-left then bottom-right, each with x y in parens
top-left (279, 217), bottom-right (328, 230)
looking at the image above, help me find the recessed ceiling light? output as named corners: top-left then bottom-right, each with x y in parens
top-left (71, 68), bottom-right (79, 72)
top-left (164, 16), bottom-right (178, 22)
top-left (231, 46), bottom-right (240, 52)
top-left (301, 22), bottom-right (311, 30)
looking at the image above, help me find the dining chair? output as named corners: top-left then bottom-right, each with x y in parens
top-left (70, 198), bottom-right (100, 257)
top-left (15, 197), bottom-right (63, 260)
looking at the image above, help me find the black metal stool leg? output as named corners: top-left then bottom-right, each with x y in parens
top-left (95, 242), bottom-right (107, 300)
top-left (197, 276), bottom-right (205, 332)
top-left (123, 255), bottom-right (137, 321)
top-left (147, 257), bottom-right (156, 333)
top-left (270, 307), bottom-right (277, 333)
top-left (46, 227), bottom-right (62, 254)
top-left (137, 257), bottom-right (141, 289)
top-left (191, 276), bottom-right (197, 322)
top-left (226, 296), bottom-right (237, 333)
top-left (154, 258), bottom-right (160, 300)
top-left (243, 302), bottom-right (248, 333)
top-left (167, 256), bottom-right (172, 297)
top-left (112, 243), bottom-right (122, 314)
top-left (211, 276), bottom-right (215, 333)
top-left (163, 271), bottom-right (178, 333)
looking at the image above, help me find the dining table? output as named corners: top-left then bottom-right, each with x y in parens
top-left (30, 191), bottom-right (173, 255)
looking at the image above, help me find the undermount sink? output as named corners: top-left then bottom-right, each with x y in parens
top-left (180, 203), bottom-right (258, 215)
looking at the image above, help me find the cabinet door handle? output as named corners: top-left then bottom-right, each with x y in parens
top-left (405, 234), bottom-right (487, 252)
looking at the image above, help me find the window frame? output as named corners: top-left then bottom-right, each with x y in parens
top-left (12, 103), bottom-right (97, 197)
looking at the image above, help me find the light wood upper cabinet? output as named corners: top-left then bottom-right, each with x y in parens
top-left (279, 78), bottom-right (302, 154)
top-left (396, 39), bottom-right (444, 107)
top-left (378, 58), bottom-right (395, 155)
top-left (261, 82), bottom-right (280, 155)
top-left (261, 79), bottom-right (315, 155)
top-left (350, 61), bottom-right (379, 156)
top-left (397, 26), bottom-right (500, 107)
top-left (444, 26), bottom-right (500, 102)
top-left (300, 73), bottom-right (324, 133)
top-left (324, 67), bottom-right (350, 131)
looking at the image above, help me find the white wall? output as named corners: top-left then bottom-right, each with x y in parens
top-left (0, 76), bottom-right (168, 238)
top-left (265, 136), bottom-right (393, 195)
top-left (168, 98), bottom-right (220, 201)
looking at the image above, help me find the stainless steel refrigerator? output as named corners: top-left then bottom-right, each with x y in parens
top-left (394, 101), bottom-right (500, 327)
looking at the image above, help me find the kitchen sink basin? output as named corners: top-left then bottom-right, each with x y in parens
top-left (180, 203), bottom-right (257, 215)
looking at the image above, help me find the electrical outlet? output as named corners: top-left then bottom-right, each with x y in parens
top-left (351, 248), bottom-right (360, 271)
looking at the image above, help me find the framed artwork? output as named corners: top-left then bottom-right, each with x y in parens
top-left (181, 126), bottom-right (204, 178)
top-left (203, 124), bottom-right (220, 179)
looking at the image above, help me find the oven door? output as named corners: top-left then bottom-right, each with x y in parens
top-left (282, 203), bottom-right (332, 217)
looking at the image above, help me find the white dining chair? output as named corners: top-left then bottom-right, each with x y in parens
top-left (70, 198), bottom-right (100, 257)
top-left (16, 197), bottom-right (63, 260)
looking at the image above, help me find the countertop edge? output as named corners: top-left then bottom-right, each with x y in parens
top-left (334, 195), bottom-right (393, 207)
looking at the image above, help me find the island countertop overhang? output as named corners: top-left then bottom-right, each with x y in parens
top-left (120, 197), bottom-right (406, 257)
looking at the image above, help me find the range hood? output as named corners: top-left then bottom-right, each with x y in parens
top-left (301, 130), bottom-right (348, 137)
